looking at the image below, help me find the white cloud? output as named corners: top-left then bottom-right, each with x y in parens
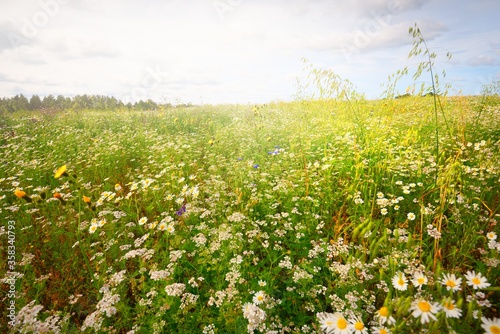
top-left (466, 55), bottom-right (498, 67)
top-left (0, 0), bottom-right (498, 103)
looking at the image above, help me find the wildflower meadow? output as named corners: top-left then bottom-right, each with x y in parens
top-left (1, 91), bottom-right (499, 333)
top-left (1, 27), bottom-right (500, 334)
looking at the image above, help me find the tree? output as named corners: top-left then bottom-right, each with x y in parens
top-left (29, 95), bottom-right (42, 110)
top-left (42, 95), bottom-right (56, 110)
top-left (16, 94), bottom-right (30, 111)
top-left (55, 95), bottom-right (70, 110)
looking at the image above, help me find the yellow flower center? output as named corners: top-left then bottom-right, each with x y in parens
top-left (257, 295), bottom-right (264, 301)
top-left (398, 278), bottom-right (405, 286)
top-left (354, 321), bottom-right (364, 330)
top-left (444, 302), bottom-right (454, 310)
top-left (472, 277), bottom-right (481, 285)
top-left (325, 321), bottom-right (333, 326)
top-left (417, 277), bottom-right (425, 284)
top-left (490, 325), bottom-right (500, 334)
top-left (446, 280), bottom-right (456, 288)
top-left (379, 306), bottom-right (389, 317)
top-left (337, 318), bottom-right (347, 330)
top-left (380, 330), bottom-right (388, 334)
top-left (418, 301), bottom-right (431, 312)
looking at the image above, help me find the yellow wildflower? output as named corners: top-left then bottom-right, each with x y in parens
top-left (54, 165), bottom-right (68, 178)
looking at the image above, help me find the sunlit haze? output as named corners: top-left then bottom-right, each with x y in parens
top-left (1, 0), bottom-right (499, 104)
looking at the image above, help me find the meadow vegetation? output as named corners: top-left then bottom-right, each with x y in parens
top-left (1, 92), bottom-right (499, 333)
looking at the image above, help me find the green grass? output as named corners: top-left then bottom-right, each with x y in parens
top-left (1, 95), bottom-right (499, 333)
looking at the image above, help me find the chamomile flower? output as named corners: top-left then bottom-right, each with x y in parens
top-left (350, 316), bottom-right (368, 334)
top-left (242, 302), bottom-right (253, 314)
top-left (89, 224), bottom-right (98, 234)
top-left (374, 306), bottom-right (395, 325)
top-left (372, 326), bottom-right (391, 334)
top-left (158, 222), bottom-right (167, 231)
top-left (317, 312), bottom-right (336, 333)
top-left (465, 270), bottom-right (491, 289)
top-left (411, 271), bottom-right (428, 289)
top-left (166, 224), bottom-right (175, 234)
top-left (258, 280), bottom-right (267, 287)
top-left (409, 298), bottom-right (441, 324)
top-left (407, 212), bottom-right (416, 221)
top-left (481, 316), bottom-right (500, 334)
top-left (486, 231), bottom-right (497, 241)
top-left (440, 273), bottom-right (462, 292)
top-left (97, 219), bottom-right (106, 227)
top-left (253, 291), bottom-right (266, 305)
top-left (329, 312), bottom-right (350, 334)
top-left (138, 217), bottom-right (148, 225)
top-left (441, 298), bottom-right (462, 319)
top-left (392, 272), bottom-right (408, 291)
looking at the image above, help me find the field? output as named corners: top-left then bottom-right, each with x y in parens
top-left (1, 95), bottom-right (499, 333)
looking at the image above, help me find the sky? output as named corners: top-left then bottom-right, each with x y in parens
top-left (0, 0), bottom-right (499, 105)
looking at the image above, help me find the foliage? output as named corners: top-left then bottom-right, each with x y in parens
top-left (0, 94), bottom-right (180, 114)
top-left (0, 95), bottom-right (499, 333)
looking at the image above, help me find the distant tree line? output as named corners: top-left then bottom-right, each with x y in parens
top-left (0, 94), bottom-right (191, 113)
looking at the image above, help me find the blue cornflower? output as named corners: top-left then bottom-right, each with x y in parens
top-left (267, 145), bottom-right (280, 155)
top-left (176, 204), bottom-right (186, 216)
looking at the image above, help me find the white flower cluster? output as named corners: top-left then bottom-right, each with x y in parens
top-left (82, 286), bottom-right (121, 332)
top-left (96, 286), bottom-right (120, 317)
top-left (242, 303), bottom-right (266, 333)
top-left (165, 283), bottom-right (186, 297)
top-left (14, 300), bottom-right (65, 334)
top-left (293, 267), bottom-right (313, 282)
top-left (426, 224), bottom-right (442, 239)
top-left (149, 269), bottom-right (170, 281)
top-left (278, 255), bottom-right (293, 269)
top-left (120, 248), bottom-right (155, 261)
top-left (227, 211), bottom-right (247, 222)
top-left (109, 270), bottom-right (127, 286)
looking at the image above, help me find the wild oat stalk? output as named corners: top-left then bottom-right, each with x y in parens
top-left (382, 23), bottom-right (452, 184)
top-left (409, 24), bottom-right (452, 173)
top-left (298, 58), bottom-right (366, 141)
top-left (382, 24), bottom-right (456, 270)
